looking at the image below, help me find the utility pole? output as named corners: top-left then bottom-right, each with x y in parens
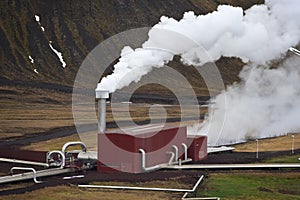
top-left (256, 139), bottom-right (259, 159)
top-left (291, 134), bottom-right (295, 155)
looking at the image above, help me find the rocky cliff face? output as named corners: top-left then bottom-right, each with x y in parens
top-left (0, 0), bottom-right (263, 88)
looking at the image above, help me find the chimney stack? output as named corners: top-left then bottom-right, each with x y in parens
top-left (95, 89), bottom-right (109, 133)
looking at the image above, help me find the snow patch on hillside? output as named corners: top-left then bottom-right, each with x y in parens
top-left (49, 41), bottom-right (67, 68)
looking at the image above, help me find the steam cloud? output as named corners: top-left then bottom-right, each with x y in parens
top-left (191, 56), bottom-right (300, 145)
top-left (98, 0), bottom-right (300, 145)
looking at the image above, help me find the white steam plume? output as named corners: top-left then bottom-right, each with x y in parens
top-left (97, 0), bottom-right (300, 92)
top-left (190, 55), bottom-right (300, 145)
top-left (97, 0), bottom-right (300, 146)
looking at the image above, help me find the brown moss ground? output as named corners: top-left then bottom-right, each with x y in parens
top-left (234, 133), bottom-right (300, 152)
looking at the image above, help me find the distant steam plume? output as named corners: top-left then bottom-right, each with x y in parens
top-left (97, 0), bottom-right (300, 145)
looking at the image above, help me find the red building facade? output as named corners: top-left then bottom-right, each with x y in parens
top-left (98, 124), bottom-right (207, 173)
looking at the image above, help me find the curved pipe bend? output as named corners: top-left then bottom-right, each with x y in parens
top-left (172, 145), bottom-right (178, 162)
top-left (61, 141), bottom-right (87, 155)
top-left (139, 149), bottom-right (161, 172)
top-left (181, 143), bottom-right (192, 163)
top-left (47, 150), bottom-right (65, 168)
top-left (10, 167), bottom-right (42, 183)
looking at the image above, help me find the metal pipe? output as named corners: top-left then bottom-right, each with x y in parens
top-left (165, 163), bottom-right (300, 170)
top-left (139, 149), bottom-right (161, 172)
top-left (95, 90), bottom-right (109, 133)
top-left (289, 47), bottom-right (300, 56)
top-left (63, 175), bottom-right (85, 180)
top-left (10, 167), bottom-right (42, 183)
top-left (179, 159), bottom-right (182, 166)
top-left (0, 158), bottom-right (49, 167)
top-left (139, 148), bottom-right (146, 170)
top-left (181, 143), bottom-right (187, 160)
top-left (182, 180), bottom-right (221, 200)
top-left (78, 184), bottom-right (193, 192)
top-left (78, 175), bottom-right (204, 193)
top-left (0, 168), bottom-right (75, 184)
top-left (182, 192), bottom-right (189, 199)
top-left (47, 150), bottom-right (65, 168)
top-left (61, 141), bottom-right (87, 155)
top-left (181, 143), bottom-right (192, 163)
top-left (182, 197), bottom-right (220, 200)
top-left (139, 149), bottom-right (179, 172)
top-left (172, 145), bottom-right (178, 162)
top-left (139, 145), bottom-right (192, 172)
top-left (167, 152), bottom-right (175, 165)
top-left (99, 98), bottom-right (106, 133)
top-left (191, 175), bottom-right (205, 191)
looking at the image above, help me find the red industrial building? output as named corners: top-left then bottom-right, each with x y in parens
top-left (95, 90), bottom-right (207, 173)
top-left (97, 124), bottom-right (207, 173)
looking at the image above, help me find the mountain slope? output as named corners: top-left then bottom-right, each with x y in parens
top-left (0, 0), bottom-right (263, 89)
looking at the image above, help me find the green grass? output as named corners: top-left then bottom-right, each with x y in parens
top-left (263, 154), bottom-right (300, 163)
top-left (1, 185), bottom-right (176, 200)
top-left (194, 173), bottom-right (300, 200)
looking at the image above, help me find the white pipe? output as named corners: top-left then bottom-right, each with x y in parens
top-left (182, 143), bottom-right (188, 161)
top-left (165, 163), bottom-right (300, 170)
top-left (78, 175), bottom-right (204, 193)
top-left (61, 141), bottom-right (87, 155)
top-left (78, 184), bottom-right (194, 192)
top-left (182, 192), bottom-right (189, 199)
top-left (139, 149), bottom-right (161, 172)
top-left (47, 150), bottom-right (65, 168)
top-left (63, 175), bottom-right (85, 180)
top-left (0, 158), bottom-right (49, 167)
top-left (139, 145), bottom-right (192, 172)
top-left (167, 152), bottom-right (175, 165)
top-left (172, 145), bottom-right (178, 162)
top-left (182, 197), bottom-right (220, 200)
top-left (181, 177), bottom-right (220, 200)
top-left (139, 149), bottom-right (180, 172)
top-left (181, 143), bottom-right (192, 163)
top-left (289, 47), bottom-right (300, 56)
top-left (0, 168), bottom-right (75, 184)
top-left (10, 167), bottom-right (42, 183)
top-left (191, 175), bottom-right (205, 191)
top-left (179, 159), bottom-right (182, 166)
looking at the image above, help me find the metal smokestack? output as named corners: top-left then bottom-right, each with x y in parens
top-left (95, 89), bottom-right (109, 133)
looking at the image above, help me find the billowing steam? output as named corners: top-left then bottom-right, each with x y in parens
top-left (97, 0), bottom-right (300, 145)
top-left (97, 0), bottom-right (300, 92)
top-left (191, 55), bottom-right (300, 145)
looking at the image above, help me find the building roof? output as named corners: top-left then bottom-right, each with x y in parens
top-left (104, 124), bottom-right (183, 136)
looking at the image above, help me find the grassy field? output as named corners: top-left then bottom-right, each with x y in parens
top-left (1, 171), bottom-right (300, 200)
top-left (263, 154), bottom-right (300, 163)
top-left (195, 172), bottom-right (300, 200)
top-left (1, 178), bottom-right (190, 200)
top-left (1, 186), bottom-right (176, 200)
top-left (1, 185), bottom-right (179, 200)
